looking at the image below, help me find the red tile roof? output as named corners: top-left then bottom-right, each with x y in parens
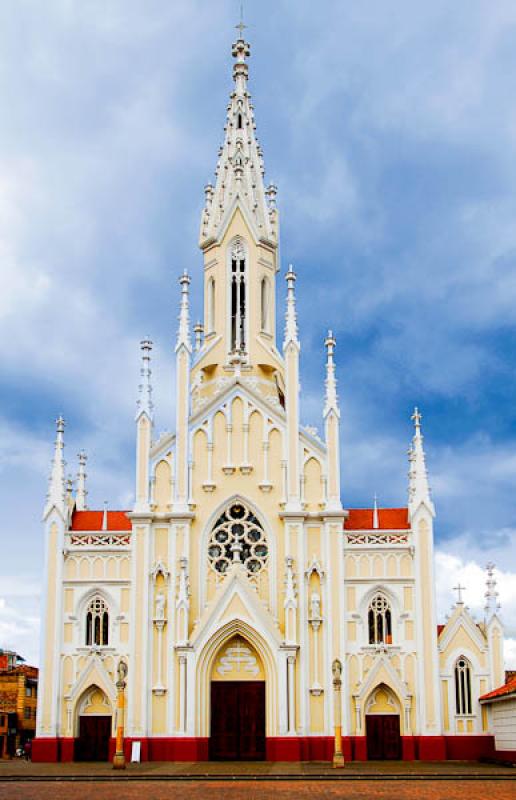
top-left (70, 510), bottom-right (132, 532)
top-left (480, 675), bottom-right (516, 702)
top-left (344, 508), bottom-right (410, 531)
top-left (0, 665), bottom-right (38, 679)
top-left (437, 624), bottom-right (445, 637)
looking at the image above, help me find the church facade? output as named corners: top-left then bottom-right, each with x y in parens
top-left (34, 32), bottom-right (506, 763)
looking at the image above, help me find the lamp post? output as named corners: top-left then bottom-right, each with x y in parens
top-left (113, 659), bottom-right (128, 769)
top-left (332, 658), bottom-right (345, 768)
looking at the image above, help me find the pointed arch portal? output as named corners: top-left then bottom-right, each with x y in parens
top-left (209, 634), bottom-right (265, 760)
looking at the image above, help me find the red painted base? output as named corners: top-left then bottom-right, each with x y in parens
top-left (493, 749), bottom-right (516, 763)
top-left (31, 738), bottom-right (59, 762)
top-left (30, 733), bottom-right (499, 763)
top-left (444, 735), bottom-right (495, 760)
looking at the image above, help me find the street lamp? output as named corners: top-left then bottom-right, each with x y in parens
top-left (332, 658), bottom-right (345, 768)
top-left (113, 659), bottom-right (128, 769)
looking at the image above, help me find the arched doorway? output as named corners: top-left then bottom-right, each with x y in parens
top-left (365, 684), bottom-right (401, 760)
top-left (75, 685), bottom-right (112, 761)
top-left (209, 635), bottom-right (265, 760)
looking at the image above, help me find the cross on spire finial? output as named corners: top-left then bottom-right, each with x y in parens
top-left (453, 583), bottom-right (466, 604)
top-left (236, 4), bottom-right (246, 38)
top-left (412, 406), bottom-right (422, 429)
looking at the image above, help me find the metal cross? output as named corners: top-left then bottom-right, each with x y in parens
top-left (411, 407), bottom-right (422, 427)
top-left (236, 4), bottom-right (246, 37)
top-left (453, 583), bottom-right (466, 603)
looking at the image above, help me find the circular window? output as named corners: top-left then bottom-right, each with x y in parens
top-left (208, 503), bottom-right (268, 577)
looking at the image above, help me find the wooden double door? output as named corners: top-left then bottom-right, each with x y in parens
top-left (75, 716), bottom-right (111, 761)
top-left (366, 714), bottom-right (401, 760)
top-left (210, 681), bottom-right (266, 760)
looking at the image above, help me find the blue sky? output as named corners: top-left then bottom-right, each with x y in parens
top-left (1, 0), bottom-right (516, 667)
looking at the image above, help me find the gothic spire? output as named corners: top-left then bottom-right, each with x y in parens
top-left (44, 416), bottom-right (66, 518)
top-left (323, 330), bottom-right (339, 418)
top-left (76, 450), bottom-right (88, 511)
top-left (283, 266), bottom-right (299, 350)
top-left (199, 26), bottom-right (278, 247)
top-left (136, 337), bottom-right (154, 421)
top-left (176, 271), bottom-right (192, 353)
top-left (408, 407), bottom-right (435, 517)
top-left (484, 562), bottom-right (500, 620)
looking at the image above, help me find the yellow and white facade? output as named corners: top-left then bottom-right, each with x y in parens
top-left (34, 31), bottom-right (506, 763)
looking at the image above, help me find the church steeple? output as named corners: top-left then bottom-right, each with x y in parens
top-left (199, 26), bottom-right (278, 248)
top-left (408, 407), bottom-right (435, 518)
top-left (193, 25), bottom-right (282, 389)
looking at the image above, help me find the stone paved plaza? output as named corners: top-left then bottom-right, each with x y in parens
top-left (0, 761), bottom-right (515, 800)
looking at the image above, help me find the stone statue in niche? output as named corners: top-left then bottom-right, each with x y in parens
top-left (155, 591), bottom-right (166, 621)
top-left (310, 591), bottom-right (321, 620)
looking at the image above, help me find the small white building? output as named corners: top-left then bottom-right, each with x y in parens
top-left (480, 675), bottom-right (516, 761)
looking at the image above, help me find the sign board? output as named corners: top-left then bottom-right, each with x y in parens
top-left (130, 740), bottom-right (141, 763)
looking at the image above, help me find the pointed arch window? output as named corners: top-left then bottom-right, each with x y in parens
top-left (454, 656), bottom-right (472, 715)
top-left (368, 594), bottom-right (392, 644)
top-left (207, 277), bottom-right (215, 334)
top-left (230, 238), bottom-right (246, 353)
top-left (260, 277), bottom-right (270, 333)
top-left (237, 112), bottom-right (243, 129)
top-left (85, 596), bottom-right (109, 646)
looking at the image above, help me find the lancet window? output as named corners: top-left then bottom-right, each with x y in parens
top-left (454, 656), bottom-right (472, 715)
top-left (230, 238), bottom-right (246, 352)
top-left (85, 596), bottom-right (109, 646)
top-left (207, 277), bottom-right (215, 333)
top-left (260, 277), bottom-right (269, 333)
top-left (368, 594), bottom-right (392, 644)
top-left (208, 502), bottom-right (268, 577)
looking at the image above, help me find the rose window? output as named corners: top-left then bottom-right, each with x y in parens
top-left (208, 503), bottom-right (268, 577)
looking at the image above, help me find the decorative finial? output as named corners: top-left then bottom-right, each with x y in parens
top-left (453, 583), bottom-right (466, 604)
top-left (283, 266), bottom-right (299, 348)
top-left (194, 321), bottom-right (204, 352)
top-left (408, 406), bottom-right (434, 517)
top-left (323, 329), bottom-right (339, 417)
top-left (136, 337), bottom-right (154, 420)
top-left (76, 450), bottom-right (88, 511)
top-left (484, 562), bottom-right (500, 619)
top-left (102, 500), bottom-right (108, 532)
top-left (412, 406), bottom-right (422, 430)
top-left (373, 494), bottom-right (379, 529)
top-left (44, 415), bottom-right (67, 518)
top-left (176, 271), bottom-right (192, 353)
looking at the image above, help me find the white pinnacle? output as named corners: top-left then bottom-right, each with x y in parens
top-left (44, 416), bottom-right (66, 518)
top-left (199, 28), bottom-right (277, 246)
top-left (408, 407), bottom-right (435, 517)
top-left (283, 266), bottom-right (299, 350)
top-left (484, 562), bottom-right (500, 620)
top-left (176, 271), bottom-right (192, 353)
top-left (323, 330), bottom-right (339, 418)
top-left (76, 450), bottom-right (88, 511)
top-left (136, 337), bottom-right (154, 420)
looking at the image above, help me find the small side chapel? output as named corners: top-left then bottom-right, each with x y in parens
top-left (34, 29), bottom-right (506, 763)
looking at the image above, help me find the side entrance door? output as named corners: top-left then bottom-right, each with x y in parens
top-left (366, 714), bottom-right (401, 760)
top-left (76, 716), bottom-right (111, 761)
top-left (210, 681), bottom-right (265, 760)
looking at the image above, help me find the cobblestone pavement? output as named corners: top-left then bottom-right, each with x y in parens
top-left (1, 779), bottom-right (515, 800)
top-left (0, 759), bottom-right (514, 777)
